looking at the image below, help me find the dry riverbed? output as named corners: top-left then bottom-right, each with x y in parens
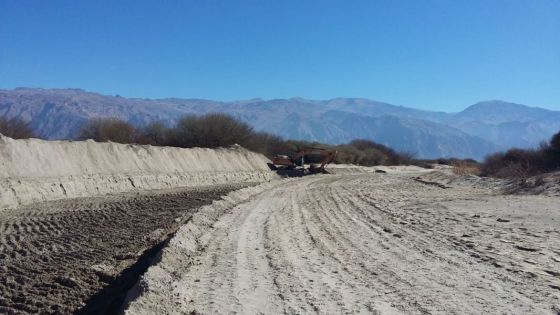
top-left (127, 170), bottom-right (560, 314)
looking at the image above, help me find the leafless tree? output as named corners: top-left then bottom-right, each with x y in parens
top-left (78, 118), bottom-right (137, 143)
top-left (172, 113), bottom-right (254, 148)
top-left (0, 117), bottom-right (36, 139)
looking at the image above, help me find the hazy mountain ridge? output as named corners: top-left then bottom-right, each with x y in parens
top-left (1, 88), bottom-right (558, 159)
top-left (445, 100), bottom-right (560, 149)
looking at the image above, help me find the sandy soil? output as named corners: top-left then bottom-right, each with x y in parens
top-left (417, 168), bottom-right (560, 197)
top-left (127, 170), bottom-right (560, 314)
top-left (0, 183), bottom-right (252, 314)
top-left (0, 135), bottom-right (273, 209)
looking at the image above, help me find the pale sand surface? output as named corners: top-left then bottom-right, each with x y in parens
top-left (126, 169), bottom-right (560, 314)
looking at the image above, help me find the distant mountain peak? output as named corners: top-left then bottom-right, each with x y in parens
top-left (459, 100), bottom-right (560, 118)
top-left (464, 100), bottom-right (553, 112)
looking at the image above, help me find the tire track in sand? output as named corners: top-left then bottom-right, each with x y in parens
top-left (132, 173), bottom-right (560, 314)
top-left (0, 184), bottom-right (249, 314)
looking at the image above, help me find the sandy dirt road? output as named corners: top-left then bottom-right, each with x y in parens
top-left (128, 172), bottom-right (560, 314)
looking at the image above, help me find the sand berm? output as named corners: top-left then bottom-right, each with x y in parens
top-left (0, 134), bottom-right (274, 209)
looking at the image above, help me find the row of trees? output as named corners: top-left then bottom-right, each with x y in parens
top-left (3, 113), bottom-right (559, 174)
top-left (480, 131), bottom-right (560, 178)
top-left (77, 114), bottom-right (291, 157)
top-left (76, 114), bottom-right (414, 166)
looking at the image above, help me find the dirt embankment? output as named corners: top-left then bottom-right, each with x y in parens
top-left (0, 135), bottom-right (277, 314)
top-left (0, 135), bottom-right (274, 209)
top-left (126, 170), bottom-right (560, 314)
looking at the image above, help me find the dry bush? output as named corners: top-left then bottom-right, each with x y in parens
top-left (551, 131), bottom-right (560, 151)
top-left (137, 121), bottom-right (173, 146)
top-left (396, 151), bottom-right (417, 165)
top-left (546, 131), bottom-right (560, 164)
top-left (78, 118), bottom-right (138, 143)
top-left (481, 131), bottom-right (560, 179)
top-left (171, 113), bottom-right (255, 148)
top-left (334, 145), bottom-right (365, 165)
top-left (0, 117), bottom-right (36, 139)
top-left (360, 148), bottom-right (388, 165)
top-left (495, 162), bottom-right (534, 179)
top-left (72, 113), bottom-right (429, 169)
top-left (339, 139), bottom-right (415, 166)
top-left (349, 139), bottom-right (397, 163)
top-left (451, 160), bottom-right (481, 175)
top-left (243, 132), bottom-right (293, 158)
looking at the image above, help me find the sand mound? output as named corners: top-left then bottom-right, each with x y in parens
top-left (416, 169), bottom-right (560, 196)
top-left (0, 135), bottom-right (275, 209)
top-left (416, 170), bottom-right (503, 190)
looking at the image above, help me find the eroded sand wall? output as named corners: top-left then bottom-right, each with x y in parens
top-left (0, 135), bottom-right (274, 209)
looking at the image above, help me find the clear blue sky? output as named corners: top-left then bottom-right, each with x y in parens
top-left (1, 0), bottom-right (559, 111)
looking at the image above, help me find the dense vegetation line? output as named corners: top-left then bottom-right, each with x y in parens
top-left (76, 113), bottom-right (416, 166)
top-left (480, 131), bottom-right (560, 179)
top-left (2, 113), bottom-right (559, 177)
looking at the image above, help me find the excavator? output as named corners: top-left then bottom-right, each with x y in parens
top-left (268, 147), bottom-right (337, 174)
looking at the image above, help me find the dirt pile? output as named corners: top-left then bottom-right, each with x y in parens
top-left (0, 135), bottom-right (274, 209)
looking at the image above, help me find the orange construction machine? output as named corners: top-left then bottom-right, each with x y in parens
top-left (269, 147), bottom-right (337, 174)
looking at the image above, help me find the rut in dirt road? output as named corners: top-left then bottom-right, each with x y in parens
top-left (0, 183), bottom-right (251, 315)
top-left (128, 172), bottom-right (560, 314)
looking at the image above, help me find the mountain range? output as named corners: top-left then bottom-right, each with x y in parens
top-left (1, 88), bottom-right (559, 160)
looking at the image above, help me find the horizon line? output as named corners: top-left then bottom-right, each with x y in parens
top-left (1, 86), bottom-right (556, 113)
